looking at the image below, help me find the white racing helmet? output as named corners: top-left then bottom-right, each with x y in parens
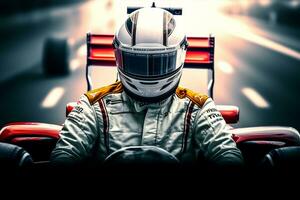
top-left (113, 7), bottom-right (188, 102)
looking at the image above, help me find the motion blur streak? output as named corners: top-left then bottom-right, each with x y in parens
top-left (229, 30), bottom-right (300, 61)
top-left (217, 61), bottom-right (234, 74)
top-left (242, 87), bottom-right (270, 109)
top-left (70, 59), bottom-right (81, 71)
top-left (41, 87), bottom-right (65, 108)
top-left (77, 44), bottom-right (87, 57)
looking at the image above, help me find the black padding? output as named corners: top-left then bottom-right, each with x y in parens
top-left (0, 142), bottom-right (33, 168)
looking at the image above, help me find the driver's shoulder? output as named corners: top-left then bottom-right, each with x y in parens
top-left (175, 86), bottom-right (209, 108)
top-left (84, 82), bottom-right (124, 105)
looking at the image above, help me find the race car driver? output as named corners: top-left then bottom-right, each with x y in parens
top-left (50, 7), bottom-right (244, 167)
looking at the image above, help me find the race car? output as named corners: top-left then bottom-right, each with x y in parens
top-left (1, 31), bottom-right (300, 169)
top-left (0, 5), bottom-right (300, 174)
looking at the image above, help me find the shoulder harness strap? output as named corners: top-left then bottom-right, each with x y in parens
top-left (85, 82), bottom-right (123, 105)
top-left (175, 86), bottom-right (209, 108)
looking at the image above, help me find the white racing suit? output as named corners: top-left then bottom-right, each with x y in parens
top-left (51, 82), bottom-right (243, 166)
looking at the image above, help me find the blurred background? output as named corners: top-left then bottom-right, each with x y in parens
top-left (0, 0), bottom-right (299, 131)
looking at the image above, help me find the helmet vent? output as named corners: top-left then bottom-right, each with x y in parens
top-left (125, 18), bottom-right (133, 36)
top-left (127, 82), bottom-right (139, 91)
top-left (167, 74), bottom-right (178, 82)
top-left (160, 82), bottom-right (172, 91)
top-left (139, 81), bottom-right (159, 85)
top-left (167, 18), bottom-right (176, 36)
top-left (123, 75), bottom-right (132, 83)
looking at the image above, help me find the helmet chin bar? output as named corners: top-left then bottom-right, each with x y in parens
top-left (123, 81), bottom-right (180, 103)
top-left (118, 68), bottom-right (182, 103)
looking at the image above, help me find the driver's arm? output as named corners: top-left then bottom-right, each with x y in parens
top-left (50, 95), bottom-right (100, 165)
top-left (193, 98), bottom-right (244, 166)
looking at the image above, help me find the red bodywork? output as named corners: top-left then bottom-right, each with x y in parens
top-left (232, 127), bottom-right (300, 146)
top-left (0, 122), bottom-right (61, 144)
top-left (215, 105), bottom-right (239, 124)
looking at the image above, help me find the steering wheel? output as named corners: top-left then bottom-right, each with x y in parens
top-left (103, 146), bottom-right (179, 166)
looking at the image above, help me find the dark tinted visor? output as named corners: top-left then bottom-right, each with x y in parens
top-left (117, 50), bottom-right (178, 77)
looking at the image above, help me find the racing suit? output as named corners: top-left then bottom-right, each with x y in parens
top-left (51, 82), bottom-right (243, 165)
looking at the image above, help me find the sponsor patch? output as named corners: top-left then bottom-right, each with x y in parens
top-left (208, 113), bottom-right (222, 119)
top-left (205, 108), bottom-right (218, 113)
top-left (209, 117), bottom-right (223, 125)
top-left (204, 108), bottom-right (224, 124)
top-left (74, 106), bottom-right (83, 113)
